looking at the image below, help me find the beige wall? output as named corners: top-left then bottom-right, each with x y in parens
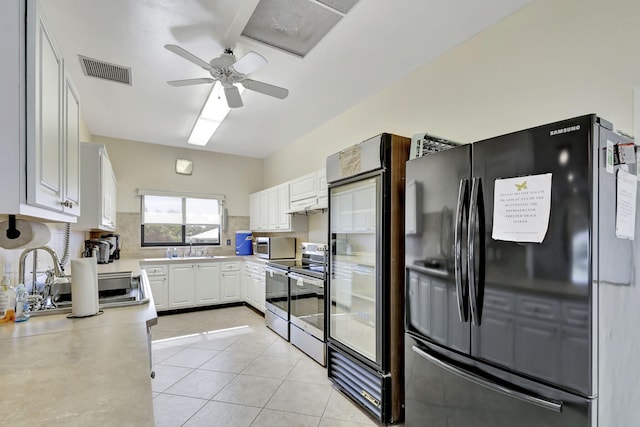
top-left (263, 0), bottom-right (640, 186)
top-left (79, 117), bottom-right (91, 143)
top-left (90, 135), bottom-right (264, 216)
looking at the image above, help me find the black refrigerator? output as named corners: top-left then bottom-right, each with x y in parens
top-left (404, 115), bottom-right (638, 426)
top-left (326, 133), bottom-right (410, 424)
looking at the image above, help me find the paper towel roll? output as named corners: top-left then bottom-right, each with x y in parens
top-left (70, 258), bottom-right (99, 317)
top-left (0, 219), bottom-right (51, 249)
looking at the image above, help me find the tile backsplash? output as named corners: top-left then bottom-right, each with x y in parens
top-left (115, 212), bottom-right (264, 259)
top-left (0, 213), bottom-right (314, 283)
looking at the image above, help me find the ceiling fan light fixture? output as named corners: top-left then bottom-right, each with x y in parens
top-left (187, 82), bottom-right (246, 146)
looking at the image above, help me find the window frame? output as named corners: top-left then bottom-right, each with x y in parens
top-left (140, 193), bottom-right (223, 247)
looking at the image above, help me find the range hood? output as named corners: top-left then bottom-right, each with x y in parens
top-left (287, 197), bottom-right (327, 215)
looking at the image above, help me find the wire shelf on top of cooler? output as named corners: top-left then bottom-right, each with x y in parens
top-left (410, 132), bottom-right (459, 160)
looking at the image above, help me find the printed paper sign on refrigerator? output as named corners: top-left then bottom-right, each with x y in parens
top-left (492, 173), bottom-right (552, 243)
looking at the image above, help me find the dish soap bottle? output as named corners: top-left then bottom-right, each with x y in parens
top-left (0, 265), bottom-right (16, 323)
top-left (14, 284), bottom-right (29, 322)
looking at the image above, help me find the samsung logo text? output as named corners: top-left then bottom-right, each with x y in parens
top-left (550, 125), bottom-right (580, 136)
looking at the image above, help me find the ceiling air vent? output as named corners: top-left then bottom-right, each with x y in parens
top-left (78, 55), bottom-right (132, 85)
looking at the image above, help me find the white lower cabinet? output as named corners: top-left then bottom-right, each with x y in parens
top-left (144, 264), bottom-right (168, 311)
top-left (169, 264), bottom-right (196, 309)
top-left (243, 260), bottom-right (266, 313)
top-left (221, 270), bottom-right (240, 302)
top-left (143, 260), bottom-right (243, 312)
top-left (195, 263), bottom-right (221, 306)
top-left (220, 262), bottom-right (241, 302)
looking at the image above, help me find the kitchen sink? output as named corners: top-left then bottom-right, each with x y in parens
top-left (28, 273), bottom-right (150, 317)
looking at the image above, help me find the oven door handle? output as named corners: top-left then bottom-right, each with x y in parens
top-left (287, 272), bottom-right (325, 287)
top-left (265, 267), bottom-right (288, 277)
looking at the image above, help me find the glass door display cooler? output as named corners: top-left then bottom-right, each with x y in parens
top-left (326, 133), bottom-right (410, 424)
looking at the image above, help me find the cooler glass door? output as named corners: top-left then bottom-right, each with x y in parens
top-left (329, 174), bottom-right (381, 364)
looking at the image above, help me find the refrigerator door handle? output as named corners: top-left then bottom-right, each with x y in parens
top-left (411, 345), bottom-right (563, 413)
top-left (454, 179), bottom-right (469, 322)
top-left (468, 177), bottom-right (485, 326)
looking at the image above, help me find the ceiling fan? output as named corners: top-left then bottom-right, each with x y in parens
top-left (164, 44), bottom-right (289, 108)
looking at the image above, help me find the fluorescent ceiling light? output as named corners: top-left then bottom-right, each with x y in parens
top-left (187, 82), bottom-right (245, 146)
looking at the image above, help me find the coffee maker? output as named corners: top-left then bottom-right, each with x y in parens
top-left (101, 233), bottom-right (121, 261)
top-left (83, 239), bottom-right (111, 264)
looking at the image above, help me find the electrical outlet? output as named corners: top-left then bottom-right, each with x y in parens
top-left (226, 239), bottom-right (231, 246)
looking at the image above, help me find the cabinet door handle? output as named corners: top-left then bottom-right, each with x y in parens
top-left (60, 200), bottom-right (73, 208)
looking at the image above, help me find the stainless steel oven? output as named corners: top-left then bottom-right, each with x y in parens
top-left (265, 264), bottom-right (289, 340)
top-left (289, 270), bottom-right (326, 365)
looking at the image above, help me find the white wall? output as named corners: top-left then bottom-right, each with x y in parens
top-left (263, 0), bottom-right (640, 187)
top-left (91, 135), bottom-right (264, 216)
top-left (308, 213), bottom-right (328, 244)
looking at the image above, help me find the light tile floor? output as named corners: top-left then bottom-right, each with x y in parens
top-left (151, 306), bottom-right (383, 427)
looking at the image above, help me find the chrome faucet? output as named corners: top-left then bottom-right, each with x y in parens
top-left (18, 246), bottom-right (70, 296)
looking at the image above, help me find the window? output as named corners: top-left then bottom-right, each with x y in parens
top-left (141, 194), bottom-right (222, 246)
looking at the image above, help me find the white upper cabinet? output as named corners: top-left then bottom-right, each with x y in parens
top-left (290, 171), bottom-right (317, 203)
top-left (316, 168), bottom-right (328, 209)
top-left (259, 191), bottom-right (269, 230)
top-left (249, 168), bottom-right (327, 232)
top-left (267, 186), bottom-right (279, 230)
top-left (277, 184), bottom-right (291, 230)
top-left (250, 184), bottom-right (307, 232)
top-left (0, 0), bottom-right (80, 221)
top-left (249, 192), bottom-right (260, 230)
top-left (289, 169), bottom-right (327, 212)
top-left (27, 10), bottom-right (63, 213)
top-left (76, 143), bottom-right (117, 231)
top-left (100, 152), bottom-right (117, 230)
top-left (63, 75), bottom-right (81, 216)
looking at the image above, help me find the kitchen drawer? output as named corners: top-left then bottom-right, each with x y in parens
top-left (143, 265), bottom-right (168, 276)
top-left (221, 261), bottom-right (240, 271)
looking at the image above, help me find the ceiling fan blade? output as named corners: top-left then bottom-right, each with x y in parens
top-left (164, 44), bottom-right (212, 70)
top-left (224, 85), bottom-right (244, 108)
top-left (232, 51), bottom-right (267, 75)
top-left (167, 78), bottom-right (215, 87)
top-left (241, 79), bottom-right (289, 99)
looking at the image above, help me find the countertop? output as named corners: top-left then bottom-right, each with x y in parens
top-left (139, 255), bottom-right (245, 265)
top-left (0, 287), bottom-right (158, 426)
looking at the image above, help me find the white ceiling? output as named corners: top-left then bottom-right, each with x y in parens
top-left (41, 0), bottom-right (531, 159)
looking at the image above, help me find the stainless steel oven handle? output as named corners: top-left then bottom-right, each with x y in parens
top-left (265, 267), bottom-right (287, 276)
top-left (411, 346), bottom-right (562, 413)
top-left (287, 272), bottom-right (325, 287)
